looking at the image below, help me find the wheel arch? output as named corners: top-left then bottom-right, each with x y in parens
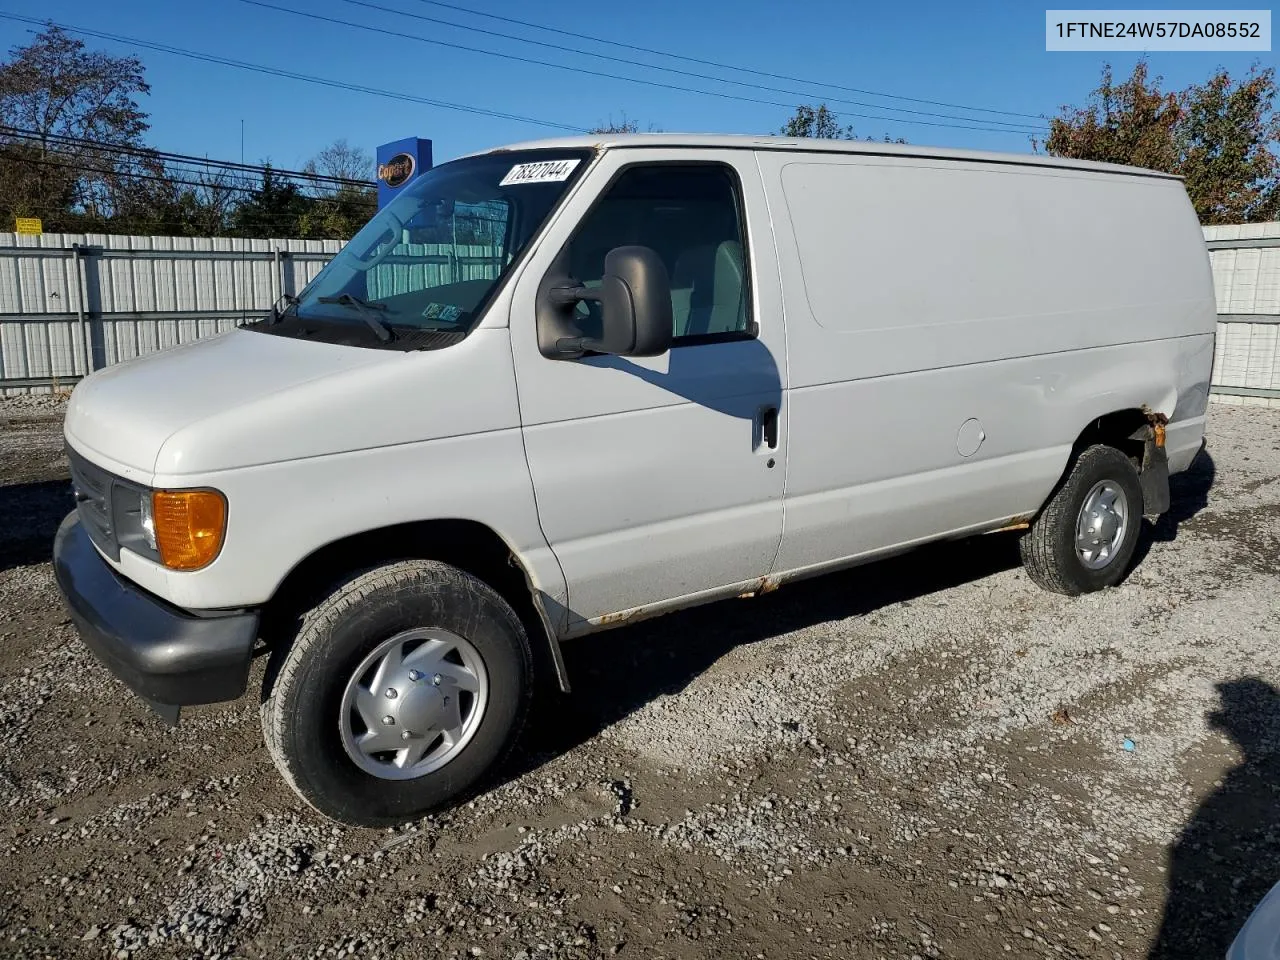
top-left (1071, 408), bottom-right (1152, 464)
top-left (259, 518), bottom-right (570, 693)
top-left (1037, 406), bottom-right (1170, 521)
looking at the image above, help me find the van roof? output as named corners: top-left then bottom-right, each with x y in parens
top-left (473, 133), bottom-right (1181, 181)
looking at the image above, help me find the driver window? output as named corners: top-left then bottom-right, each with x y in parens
top-left (565, 164), bottom-right (751, 344)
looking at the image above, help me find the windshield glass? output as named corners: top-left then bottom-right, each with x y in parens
top-left (253, 149), bottom-right (591, 349)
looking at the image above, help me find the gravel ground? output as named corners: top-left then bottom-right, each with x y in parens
top-left (1, 395), bottom-right (1278, 960)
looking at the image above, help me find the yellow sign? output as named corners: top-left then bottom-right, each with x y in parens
top-left (15, 217), bottom-right (42, 235)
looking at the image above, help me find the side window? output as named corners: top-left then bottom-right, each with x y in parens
top-left (565, 164), bottom-right (751, 344)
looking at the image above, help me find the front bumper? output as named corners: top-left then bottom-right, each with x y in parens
top-left (52, 511), bottom-right (260, 724)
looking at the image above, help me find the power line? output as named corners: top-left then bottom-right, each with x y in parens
top-left (236, 0), bottom-right (1046, 136)
top-left (0, 13), bottom-right (590, 133)
top-left (6, 152), bottom-right (373, 214)
top-left (0, 173), bottom-right (364, 220)
top-left (2, 145), bottom-right (376, 216)
top-left (13, 131), bottom-right (365, 186)
top-left (2, 200), bottom-right (344, 231)
top-left (1, 125), bottom-right (373, 188)
top-left (331, 0), bottom-right (1047, 132)
top-left (6, 151), bottom-right (272, 193)
top-left (404, 0), bottom-right (1046, 121)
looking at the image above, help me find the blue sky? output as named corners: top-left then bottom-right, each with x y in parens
top-left (1, 0), bottom-right (1274, 171)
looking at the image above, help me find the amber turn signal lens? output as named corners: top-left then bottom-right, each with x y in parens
top-left (152, 490), bottom-right (227, 570)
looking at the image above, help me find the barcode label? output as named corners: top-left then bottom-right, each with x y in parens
top-left (499, 159), bottom-right (582, 186)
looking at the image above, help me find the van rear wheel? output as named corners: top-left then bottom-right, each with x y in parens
top-left (260, 559), bottom-right (532, 826)
top-left (1019, 444), bottom-right (1144, 596)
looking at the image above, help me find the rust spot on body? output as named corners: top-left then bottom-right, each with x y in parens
top-left (1141, 405), bottom-right (1170, 428)
top-left (990, 514), bottom-right (1034, 534)
top-left (597, 608), bottom-right (639, 626)
top-left (738, 574), bottom-right (783, 599)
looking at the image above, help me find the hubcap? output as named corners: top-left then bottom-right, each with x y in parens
top-left (339, 628), bottom-right (488, 780)
top-left (1075, 480), bottom-right (1129, 570)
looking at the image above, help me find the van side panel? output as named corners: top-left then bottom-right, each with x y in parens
top-left (757, 152), bottom-right (1215, 573)
top-left (773, 157), bottom-right (1214, 378)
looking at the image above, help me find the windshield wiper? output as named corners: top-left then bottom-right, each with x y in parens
top-left (317, 294), bottom-right (396, 342)
top-left (268, 293), bottom-right (299, 325)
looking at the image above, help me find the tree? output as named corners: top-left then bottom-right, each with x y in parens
top-left (1040, 62), bottom-right (1180, 172)
top-left (0, 24), bottom-right (149, 147)
top-left (0, 24), bottom-right (151, 229)
top-left (297, 185), bottom-right (375, 240)
top-left (1178, 67), bottom-right (1280, 223)
top-left (781, 104), bottom-right (855, 140)
top-left (304, 138), bottom-right (372, 185)
top-left (0, 138), bottom-right (78, 224)
top-left (108, 167), bottom-right (245, 238)
top-left (588, 113), bottom-right (661, 135)
top-left (231, 165), bottom-right (310, 238)
top-left (589, 117), bottom-right (639, 135)
top-left (778, 105), bottom-right (906, 144)
top-left (298, 139), bottom-right (375, 239)
top-left (1043, 61), bottom-right (1280, 223)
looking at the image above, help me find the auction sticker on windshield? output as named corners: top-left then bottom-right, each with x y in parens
top-left (499, 159), bottom-right (581, 186)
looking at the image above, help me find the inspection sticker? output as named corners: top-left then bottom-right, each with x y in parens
top-left (422, 302), bottom-right (463, 323)
top-left (499, 158), bottom-right (581, 186)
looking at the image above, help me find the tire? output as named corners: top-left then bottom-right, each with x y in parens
top-left (261, 559), bottom-right (533, 826)
top-left (1019, 444), bottom-right (1144, 597)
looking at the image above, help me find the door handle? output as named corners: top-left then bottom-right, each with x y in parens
top-left (759, 406), bottom-right (779, 450)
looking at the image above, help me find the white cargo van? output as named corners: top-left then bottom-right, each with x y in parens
top-left (53, 135), bottom-right (1215, 825)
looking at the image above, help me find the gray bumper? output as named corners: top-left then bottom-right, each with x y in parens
top-left (52, 511), bottom-right (259, 723)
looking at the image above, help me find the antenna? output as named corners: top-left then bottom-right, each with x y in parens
top-left (239, 118), bottom-right (247, 327)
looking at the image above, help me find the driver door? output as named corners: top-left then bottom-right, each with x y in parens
top-left (507, 150), bottom-right (788, 631)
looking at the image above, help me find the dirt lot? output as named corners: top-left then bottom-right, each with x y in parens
top-left (1, 395), bottom-right (1278, 960)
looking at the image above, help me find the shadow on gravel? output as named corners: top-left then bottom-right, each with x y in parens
top-left (1149, 678), bottom-right (1280, 959)
top-left (508, 448), bottom-right (1219, 786)
top-left (1131, 447), bottom-right (1216, 570)
top-left (508, 529), bottom-right (1022, 781)
top-left (0, 478), bottom-right (72, 572)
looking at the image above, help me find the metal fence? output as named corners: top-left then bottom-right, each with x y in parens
top-left (0, 232), bottom-right (342, 392)
top-left (1203, 222), bottom-right (1280, 407)
top-left (0, 232), bottom-right (506, 394)
top-left (2, 225), bottom-right (1279, 400)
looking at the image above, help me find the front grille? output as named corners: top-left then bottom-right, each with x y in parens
top-left (67, 445), bottom-right (120, 560)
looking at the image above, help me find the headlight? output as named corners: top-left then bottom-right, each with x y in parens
top-left (110, 484), bottom-right (160, 562)
top-left (152, 490), bottom-right (228, 570)
top-left (139, 493), bottom-right (156, 550)
top-left (109, 485), bottom-right (227, 570)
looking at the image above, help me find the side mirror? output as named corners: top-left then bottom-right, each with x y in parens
top-left (537, 245), bottom-right (673, 359)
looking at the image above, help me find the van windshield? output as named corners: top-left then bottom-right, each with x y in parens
top-left (253, 149), bottom-right (591, 350)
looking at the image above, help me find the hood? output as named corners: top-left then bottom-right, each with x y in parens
top-left (65, 329), bottom-right (399, 475)
top-left (64, 326), bottom-right (518, 480)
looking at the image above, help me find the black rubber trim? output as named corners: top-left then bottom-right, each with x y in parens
top-left (1140, 439), bottom-right (1171, 515)
top-left (52, 511), bottom-right (259, 717)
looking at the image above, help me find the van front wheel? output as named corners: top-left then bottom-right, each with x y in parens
top-left (261, 560), bottom-right (532, 826)
top-left (1019, 444), bottom-right (1144, 596)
